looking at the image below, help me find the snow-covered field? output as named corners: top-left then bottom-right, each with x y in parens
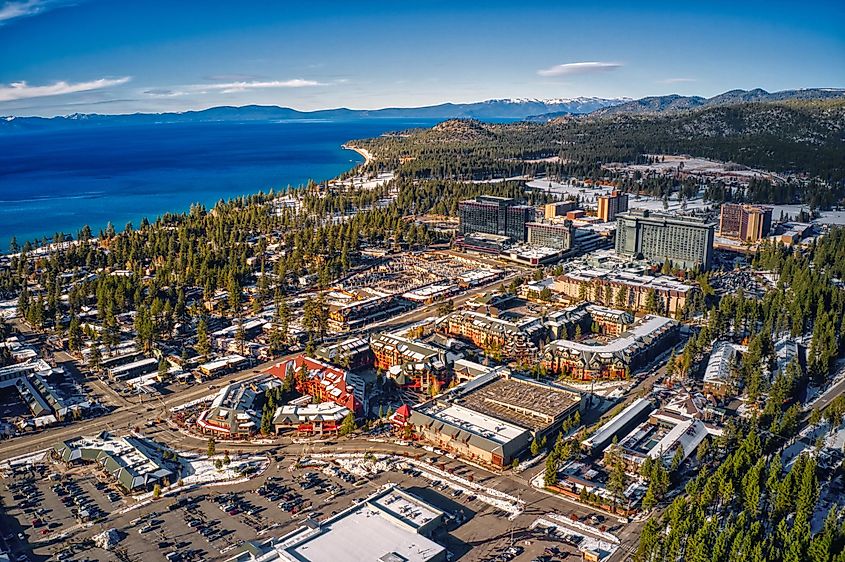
top-left (329, 171), bottom-right (395, 191)
top-left (525, 179), bottom-right (712, 214)
top-left (179, 452), bottom-right (269, 486)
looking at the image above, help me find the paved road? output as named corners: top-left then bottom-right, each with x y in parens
top-left (0, 353), bottom-right (298, 463)
top-left (0, 267), bottom-right (523, 463)
top-left (810, 368), bottom-right (845, 412)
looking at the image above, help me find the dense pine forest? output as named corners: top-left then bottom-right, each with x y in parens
top-left (352, 100), bottom-right (845, 208)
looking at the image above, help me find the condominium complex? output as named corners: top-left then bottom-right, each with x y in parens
top-left (542, 314), bottom-right (679, 380)
top-left (435, 309), bottom-right (544, 359)
top-left (719, 203), bottom-right (773, 242)
top-left (526, 221), bottom-right (574, 250)
top-left (597, 191), bottom-right (629, 222)
top-left (458, 195), bottom-right (534, 241)
top-left (616, 210), bottom-right (715, 270)
top-left (553, 267), bottom-right (696, 315)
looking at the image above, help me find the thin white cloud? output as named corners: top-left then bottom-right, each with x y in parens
top-left (659, 77), bottom-right (697, 84)
top-left (205, 79), bottom-right (327, 94)
top-left (0, 0), bottom-right (73, 24)
top-left (142, 88), bottom-right (187, 98)
top-left (537, 61), bottom-right (622, 77)
top-left (0, 77), bottom-right (131, 102)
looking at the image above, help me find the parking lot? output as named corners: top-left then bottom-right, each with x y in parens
top-left (1, 463), bottom-right (128, 562)
top-left (1, 444), bottom-right (629, 562)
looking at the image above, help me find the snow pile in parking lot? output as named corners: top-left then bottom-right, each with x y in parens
top-left (181, 453), bottom-right (269, 486)
top-left (93, 528), bottom-right (121, 551)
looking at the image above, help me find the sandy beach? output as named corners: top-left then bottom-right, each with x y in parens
top-left (343, 143), bottom-right (374, 165)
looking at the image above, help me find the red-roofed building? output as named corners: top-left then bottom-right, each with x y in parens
top-left (266, 355), bottom-right (362, 414)
top-left (390, 404), bottom-right (412, 428)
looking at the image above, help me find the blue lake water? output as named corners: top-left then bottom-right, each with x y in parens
top-left (0, 119), bottom-right (438, 251)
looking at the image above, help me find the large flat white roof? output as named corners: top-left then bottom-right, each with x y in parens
top-left (424, 402), bottom-right (528, 445)
top-left (275, 490), bottom-right (444, 562)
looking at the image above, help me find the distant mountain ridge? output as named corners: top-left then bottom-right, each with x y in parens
top-left (3, 89), bottom-right (842, 131)
top-left (525, 88), bottom-right (845, 121)
top-left (590, 88), bottom-right (845, 116)
top-left (0, 97), bottom-right (628, 132)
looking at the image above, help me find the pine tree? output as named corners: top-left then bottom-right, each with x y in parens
top-left (196, 318), bottom-right (211, 360)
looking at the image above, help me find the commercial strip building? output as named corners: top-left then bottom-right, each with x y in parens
top-left (327, 289), bottom-right (411, 332)
top-left (616, 210), bottom-right (715, 270)
top-left (107, 357), bottom-right (158, 381)
top-left (581, 398), bottom-right (655, 455)
top-left (553, 266), bottom-right (696, 316)
top-left (228, 486), bottom-right (446, 562)
top-left (542, 314), bottom-right (679, 380)
top-left (503, 245), bottom-right (567, 267)
top-left (271, 401), bottom-right (350, 436)
top-left (52, 433), bottom-right (175, 493)
top-left (408, 371), bottom-right (581, 467)
top-left (458, 195), bottom-right (534, 242)
top-left (435, 309), bottom-right (544, 360)
top-left (719, 203), bottom-right (773, 242)
top-left (0, 359), bottom-right (87, 427)
top-left (197, 354), bottom-right (249, 378)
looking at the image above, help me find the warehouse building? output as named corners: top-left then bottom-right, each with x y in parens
top-left (228, 486), bottom-right (446, 562)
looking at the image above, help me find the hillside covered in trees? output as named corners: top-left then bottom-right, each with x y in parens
top-left (352, 100), bottom-right (845, 207)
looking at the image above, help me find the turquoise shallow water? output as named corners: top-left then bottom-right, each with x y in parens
top-left (0, 118), bottom-right (437, 250)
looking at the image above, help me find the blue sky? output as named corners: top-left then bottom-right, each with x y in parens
top-left (1, 0), bottom-right (843, 116)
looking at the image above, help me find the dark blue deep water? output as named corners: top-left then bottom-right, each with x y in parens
top-left (0, 119), bottom-right (436, 250)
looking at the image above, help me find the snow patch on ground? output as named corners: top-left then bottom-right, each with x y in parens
top-left (531, 512), bottom-right (620, 558)
top-left (309, 452), bottom-right (525, 519)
